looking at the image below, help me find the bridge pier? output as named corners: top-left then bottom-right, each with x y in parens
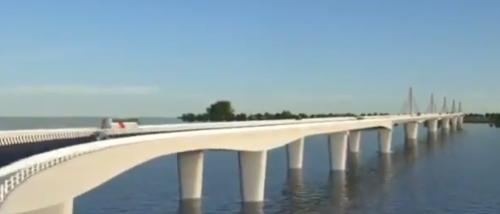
top-left (177, 151), bottom-right (204, 201)
top-left (348, 131), bottom-right (361, 153)
top-left (378, 129), bottom-right (393, 154)
top-left (287, 138), bottom-right (304, 169)
top-left (450, 117), bottom-right (458, 131)
top-left (427, 119), bottom-right (438, 134)
top-left (441, 118), bottom-right (450, 131)
top-left (458, 116), bottom-right (464, 130)
top-left (404, 122), bottom-right (419, 140)
top-left (239, 151), bottom-right (267, 202)
top-left (328, 132), bottom-right (349, 171)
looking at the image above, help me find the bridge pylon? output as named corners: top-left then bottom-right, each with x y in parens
top-left (404, 87), bottom-right (420, 115)
top-left (427, 93), bottom-right (437, 114)
top-left (441, 97), bottom-right (448, 113)
top-left (451, 99), bottom-right (456, 113)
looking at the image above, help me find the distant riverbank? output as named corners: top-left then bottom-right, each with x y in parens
top-left (464, 114), bottom-right (500, 128)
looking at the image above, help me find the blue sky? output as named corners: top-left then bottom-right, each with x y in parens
top-left (1, 0), bottom-right (499, 116)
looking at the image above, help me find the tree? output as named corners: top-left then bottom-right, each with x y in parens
top-left (179, 113), bottom-right (196, 122)
top-left (279, 110), bottom-right (294, 119)
top-left (298, 113), bottom-right (308, 119)
top-left (206, 101), bottom-right (235, 121)
top-left (195, 113), bottom-right (209, 121)
top-left (235, 113), bottom-right (247, 121)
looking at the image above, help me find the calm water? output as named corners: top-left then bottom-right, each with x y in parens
top-left (2, 119), bottom-right (499, 213)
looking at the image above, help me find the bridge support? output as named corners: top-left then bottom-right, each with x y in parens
top-left (404, 122), bottom-right (419, 140)
top-left (328, 131), bottom-right (349, 171)
top-left (239, 151), bottom-right (267, 202)
top-left (458, 116), bottom-right (464, 130)
top-left (287, 138), bottom-right (304, 169)
top-left (441, 118), bottom-right (450, 131)
top-left (348, 131), bottom-right (361, 153)
top-left (177, 151), bottom-right (204, 200)
top-left (450, 117), bottom-right (458, 131)
top-left (378, 129), bottom-right (393, 154)
top-left (427, 119), bottom-right (438, 134)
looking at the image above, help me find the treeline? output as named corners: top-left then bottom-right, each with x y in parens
top-left (179, 101), bottom-right (389, 122)
top-left (465, 113), bottom-right (500, 117)
top-left (464, 113), bottom-right (500, 124)
top-left (485, 113), bottom-right (500, 125)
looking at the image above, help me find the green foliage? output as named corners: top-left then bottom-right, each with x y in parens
top-left (179, 113), bottom-right (196, 122)
top-left (235, 113), bottom-right (247, 121)
top-left (206, 101), bottom-right (235, 121)
top-left (179, 101), bottom-right (392, 122)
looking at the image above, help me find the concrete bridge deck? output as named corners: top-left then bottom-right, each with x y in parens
top-left (0, 117), bottom-right (358, 168)
top-left (0, 113), bottom-right (464, 214)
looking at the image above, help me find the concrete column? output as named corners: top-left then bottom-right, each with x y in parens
top-left (458, 116), bottom-right (464, 130)
top-left (239, 151), bottom-right (267, 202)
top-left (328, 132), bottom-right (349, 171)
top-left (427, 119), bottom-right (438, 134)
top-left (348, 131), bottom-right (361, 153)
top-left (22, 200), bottom-right (73, 214)
top-left (404, 122), bottom-right (419, 140)
top-left (177, 151), bottom-right (204, 200)
top-left (378, 129), bottom-right (393, 154)
top-left (441, 118), bottom-right (450, 130)
top-left (286, 138), bottom-right (304, 169)
top-left (450, 117), bottom-right (458, 131)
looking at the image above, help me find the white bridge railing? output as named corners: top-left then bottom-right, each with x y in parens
top-left (0, 129), bottom-right (98, 147)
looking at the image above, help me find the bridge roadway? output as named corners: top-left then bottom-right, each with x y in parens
top-left (0, 117), bottom-right (358, 168)
top-left (0, 113), bottom-right (464, 214)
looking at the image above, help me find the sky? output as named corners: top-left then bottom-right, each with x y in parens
top-left (1, 0), bottom-right (499, 117)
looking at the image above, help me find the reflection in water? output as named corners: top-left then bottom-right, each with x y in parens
top-left (404, 139), bottom-right (418, 164)
top-left (441, 127), bottom-right (450, 136)
top-left (379, 153), bottom-right (393, 183)
top-left (425, 133), bottom-right (439, 152)
top-left (240, 202), bottom-right (264, 214)
top-left (427, 132), bottom-right (438, 144)
top-left (178, 199), bottom-right (201, 214)
top-left (285, 169), bottom-right (305, 212)
top-left (287, 169), bottom-right (304, 190)
top-left (286, 169), bottom-right (304, 198)
top-left (328, 171), bottom-right (348, 213)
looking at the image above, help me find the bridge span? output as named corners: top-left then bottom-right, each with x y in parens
top-left (0, 112), bottom-right (464, 214)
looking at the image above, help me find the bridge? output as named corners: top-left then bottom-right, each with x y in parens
top-left (0, 89), bottom-right (465, 214)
